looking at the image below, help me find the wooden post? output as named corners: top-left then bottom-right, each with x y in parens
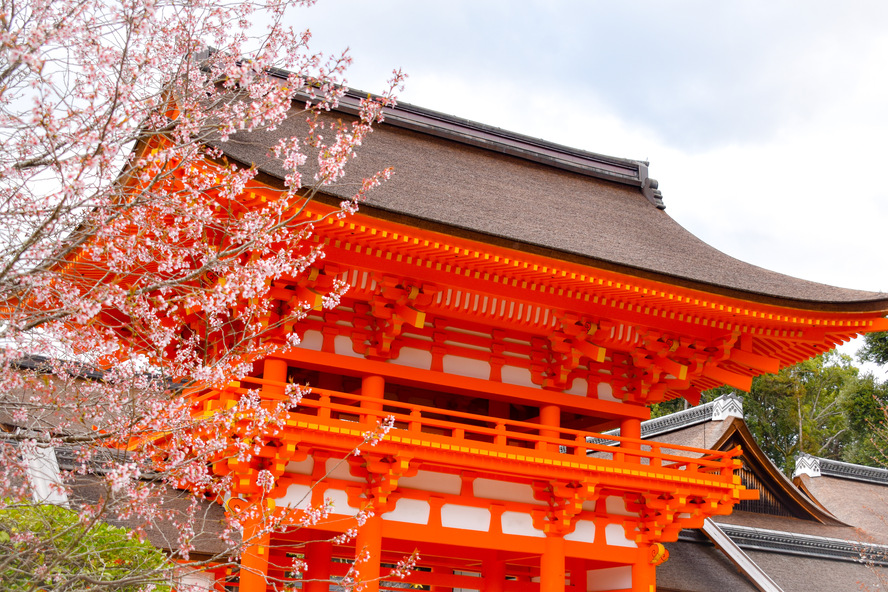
top-left (361, 375), bottom-right (385, 422)
top-left (483, 551), bottom-right (506, 592)
top-left (262, 358), bottom-right (288, 398)
top-left (430, 566), bottom-right (452, 592)
top-left (621, 417), bottom-right (641, 464)
top-left (566, 558), bottom-right (586, 592)
top-left (239, 515), bottom-right (270, 592)
top-left (632, 549), bottom-right (656, 592)
top-left (238, 358), bottom-right (288, 591)
top-left (304, 540), bottom-right (333, 592)
top-left (354, 511), bottom-right (383, 592)
top-left (538, 404), bottom-right (561, 452)
top-left (540, 534), bottom-right (565, 592)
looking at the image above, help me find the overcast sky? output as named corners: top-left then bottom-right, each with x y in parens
top-left (288, 1), bottom-right (888, 370)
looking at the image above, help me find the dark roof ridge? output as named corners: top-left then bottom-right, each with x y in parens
top-left (681, 523), bottom-right (888, 565)
top-left (794, 453), bottom-right (888, 485)
top-left (307, 87), bottom-right (666, 208)
top-left (592, 392), bottom-right (743, 441)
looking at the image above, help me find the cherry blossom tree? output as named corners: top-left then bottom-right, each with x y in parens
top-left (0, 0), bottom-right (404, 588)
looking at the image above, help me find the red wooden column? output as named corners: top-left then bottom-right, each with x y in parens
top-left (263, 358), bottom-right (288, 398)
top-left (354, 510), bottom-right (383, 592)
top-left (483, 551), bottom-right (506, 592)
top-left (621, 417), bottom-right (641, 463)
top-left (540, 534), bottom-right (566, 592)
top-left (304, 541), bottom-right (333, 592)
top-left (430, 566), bottom-right (452, 592)
top-left (239, 515), bottom-right (271, 591)
top-left (239, 358), bottom-right (289, 591)
top-left (361, 374), bottom-right (385, 419)
top-left (355, 374), bottom-right (385, 592)
top-left (632, 548), bottom-right (656, 592)
top-left (538, 404), bottom-right (561, 452)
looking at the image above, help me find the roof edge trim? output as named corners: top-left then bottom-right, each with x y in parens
top-left (590, 393), bottom-right (740, 442)
top-left (681, 523), bottom-right (888, 565)
top-left (795, 453), bottom-right (888, 485)
top-left (293, 86), bottom-right (665, 205)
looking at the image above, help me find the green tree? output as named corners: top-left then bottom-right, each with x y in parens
top-left (742, 352), bottom-right (862, 474)
top-left (652, 350), bottom-right (888, 473)
top-left (0, 503), bottom-right (172, 591)
top-left (837, 373), bottom-right (888, 466)
top-left (859, 332), bottom-right (888, 366)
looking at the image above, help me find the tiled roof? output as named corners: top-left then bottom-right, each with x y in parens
top-left (217, 91), bottom-right (888, 310)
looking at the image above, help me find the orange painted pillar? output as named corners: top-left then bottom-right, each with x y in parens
top-left (430, 566), bottom-right (451, 592)
top-left (239, 357), bottom-right (287, 591)
top-left (304, 540), bottom-right (332, 592)
top-left (262, 358), bottom-right (288, 397)
top-left (484, 552), bottom-right (506, 592)
top-left (539, 404), bottom-right (561, 452)
top-left (621, 417), bottom-right (641, 463)
top-left (361, 375), bottom-right (385, 421)
top-left (632, 549), bottom-right (656, 592)
top-left (354, 511), bottom-right (382, 592)
top-left (540, 534), bottom-right (565, 592)
top-left (240, 516), bottom-right (270, 591)
top-left (566, 558), bottom-right (586, 592)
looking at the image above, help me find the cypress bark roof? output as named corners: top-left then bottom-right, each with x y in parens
top-left (218, 92), bottom-right (888, 312)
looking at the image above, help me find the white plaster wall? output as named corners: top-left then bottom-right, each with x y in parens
top-left (391, 346), bottom-right (433, 370)
top-left (325, 488), bottom-right (360, 517)
top-left (334, 335), bottom-right (362, 357)
top-left (285, 458), bottom-right (314, 475)
top-left (605, 496), bottom-right (637, 517)
top-left (587, 566), bottom-right (632, 592)
top-left (440, 504), bottom-right (491, 531)
top-left (279, 483), bottom-right (312, 510)
top-left (500, 511), bottom-right (545, 538)
top-left (325, 459), bottom-right (364, 482)
top-left (501, 365), bottom-right (535, 388)
top-left (441, 504), bottom-right (490, 532)
top-left (473, 479), bottom-right (545, 506)
top-left (597, 382), bottom-right (620, 402)
top-left (565, 377), bottom-right (588, 396)
top-left (604, 523), bottom-right (637, 548)
top-left (398, 470), bottom-right (462, 495)
top-left (299, 329), bottom-right (323, 351)
top-left (564, 519), bottom-right (596, 543)
top-left (442, 354), bottom-right (490, 380)
top-left (382, 498), bottom-right (431, 525)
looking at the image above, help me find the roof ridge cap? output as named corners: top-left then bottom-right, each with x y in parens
top-left (795, 453), bottom-right (888, 485)
top-left (692, 522), bottom-right (888, 565)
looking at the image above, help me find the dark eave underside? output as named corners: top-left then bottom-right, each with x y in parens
top-left (218, 98), bottom-right (888, 313)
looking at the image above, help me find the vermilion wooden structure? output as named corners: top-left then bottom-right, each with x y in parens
top-left (183, 185), bottom-right (888, 591)
top-left (176, 92), bottom-right (888, 592)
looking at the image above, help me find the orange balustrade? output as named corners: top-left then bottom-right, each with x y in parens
top-left (196, 381), bottom-right (742, 483)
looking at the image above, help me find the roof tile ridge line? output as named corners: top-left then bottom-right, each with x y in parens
top-left (336, 87), bottom-right (645, 168)
top-left (587, 397), bottom-right (723, 446)
top-left (257, 63), bottom-right (644, 171)
top-left (680, 524), bottom-right (888, 565)
top-left (802, 453), bottom-right (888, 484)
top-left (718, 523), bottom-right (885, 547)
top-left (718, 523), bottom-right (888, 564)
top-left (314, 88), bottom-right (664, 201)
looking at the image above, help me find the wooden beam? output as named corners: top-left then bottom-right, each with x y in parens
top-left (278, 346), bottom-right (649, 421)
top-left (729, 349), bottom-right (780, 374)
